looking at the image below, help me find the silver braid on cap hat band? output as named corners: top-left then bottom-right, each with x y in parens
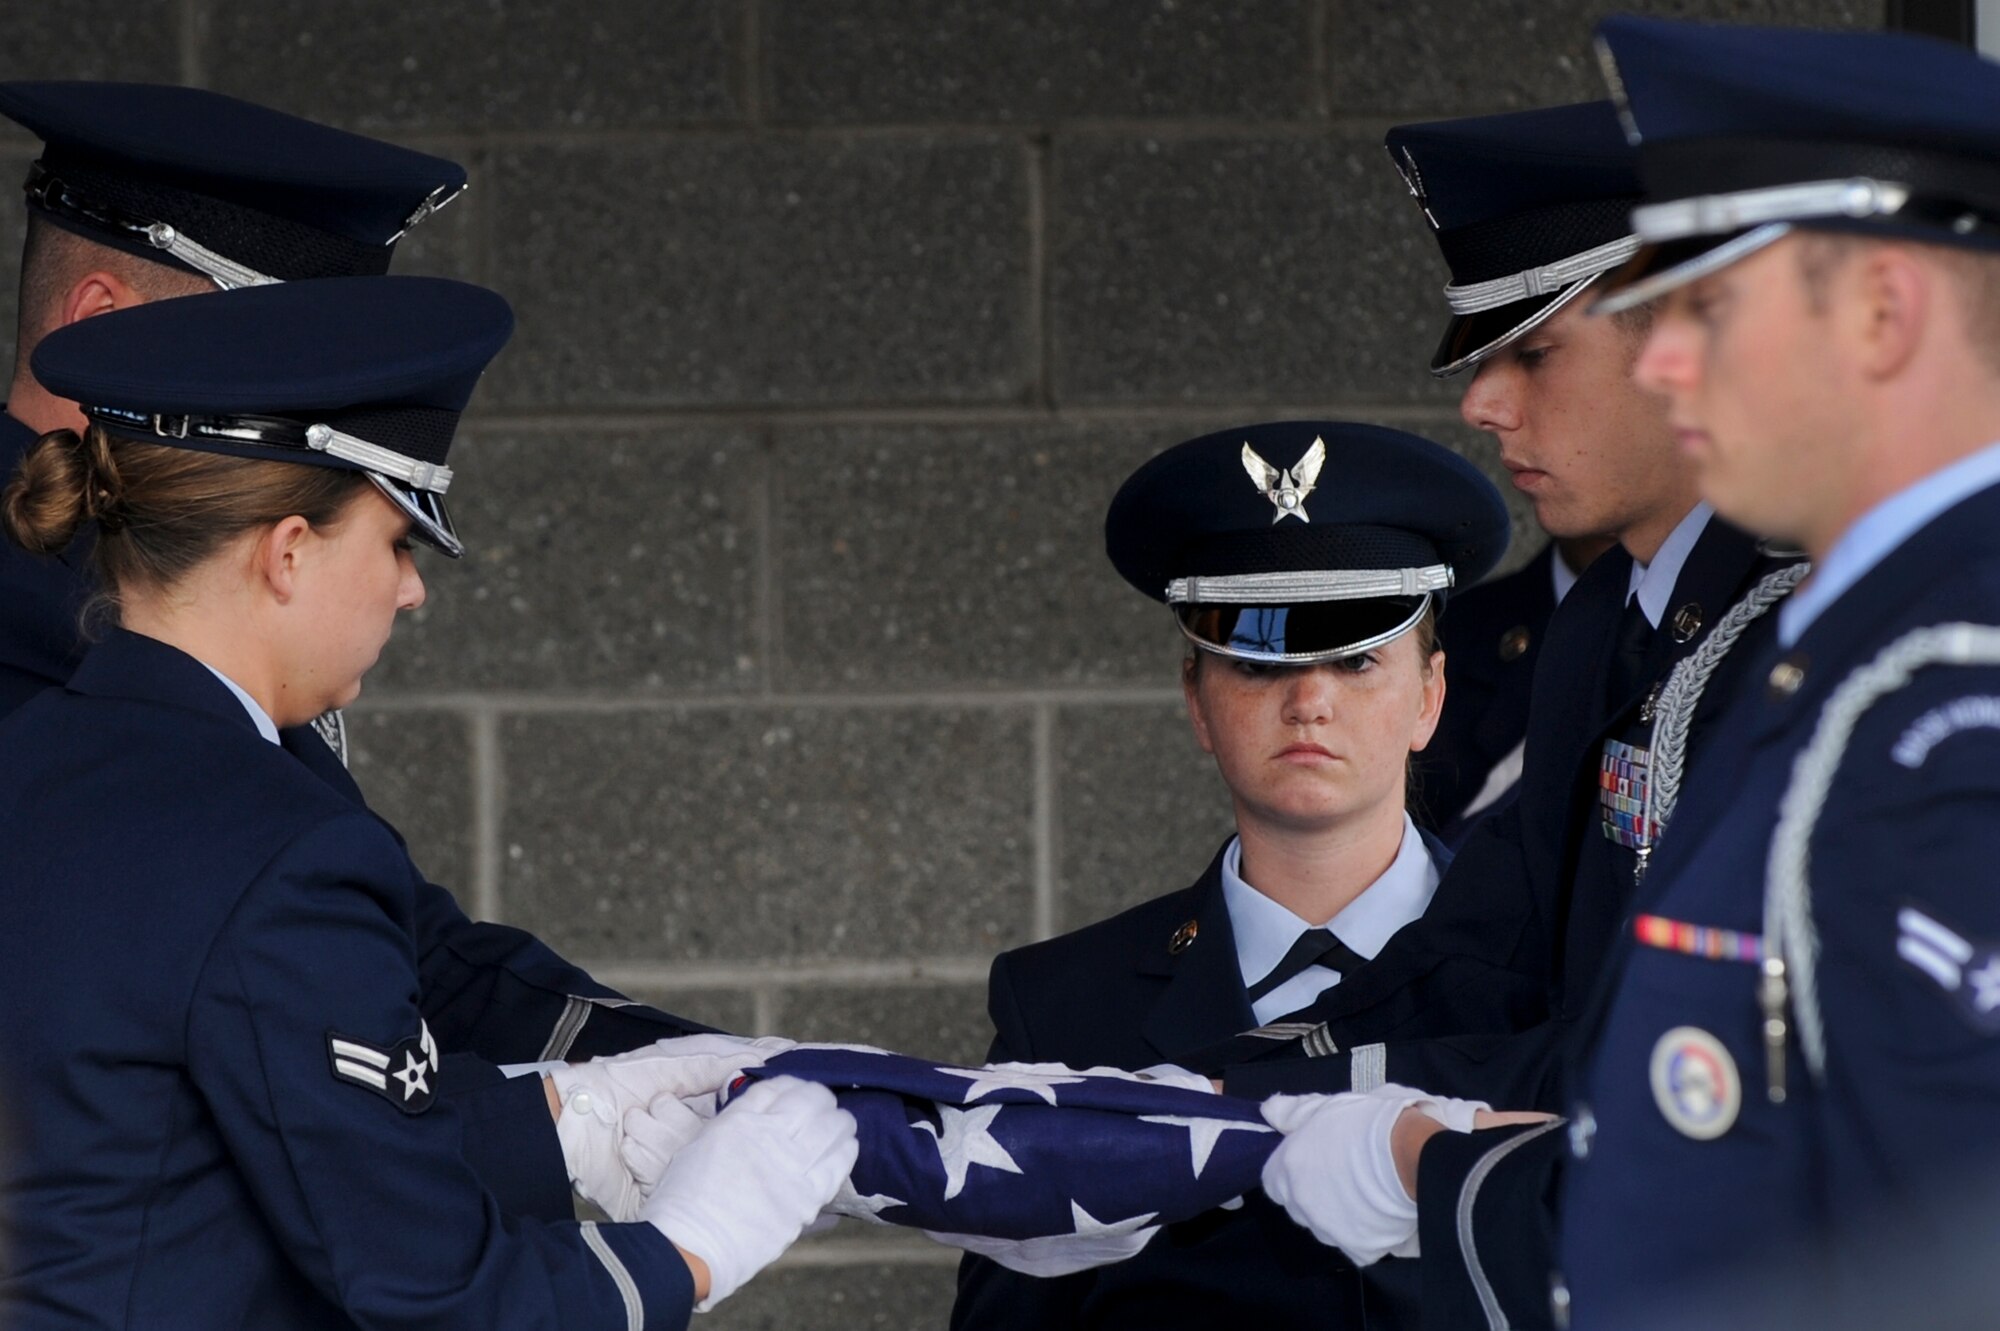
top-left (1644, 562), bottom-right (1811, 840)
top-left (1166, 564), bottom-right (1453, 606)
top-left (1764, 622), bottom-right (2000, 1097)
top-left (1633, 178), bottom-right (1912, 242)
top-left (89, 406), bottom-right (454, 496)
top-left (1443, 235), bottom-right (1643, 314)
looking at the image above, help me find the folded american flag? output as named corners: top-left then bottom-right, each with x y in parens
top-left (728, 1047), bottom-right (1277, 1241)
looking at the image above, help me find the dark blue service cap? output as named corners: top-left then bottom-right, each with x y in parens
top-left (1106, 421), bottom-right (1510, 664)
top-left (31, 276), bottom-right (514, 558)
top-left (0, 81), bottom-right (465, 289)
top-left (1387, 101), bottom-right (1642, 375)
top-left (1592, 16), bottom-right (2000, 311)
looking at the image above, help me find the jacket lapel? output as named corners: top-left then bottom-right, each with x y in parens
top-left (1137, 845), bottom-right (1259, 1062)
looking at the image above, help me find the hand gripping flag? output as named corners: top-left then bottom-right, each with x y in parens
top-left (726, 1047), bottom-right (1277, 1240)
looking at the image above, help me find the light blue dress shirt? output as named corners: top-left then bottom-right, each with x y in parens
top-left (200, 661), bottom-right (280, 745)
top-left (1221, 815), bottom-right (1441, 1026)
top-left (1778, 440), bottom-right (2000, 648)
top-left (1626, 502), bottom-right (1715, 628)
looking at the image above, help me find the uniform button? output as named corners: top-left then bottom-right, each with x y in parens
top-left (1500, 625), bottom-right (1532, 662)
top-left (1550, 1276), bottom-right (1572, 1329)
top-left (570, 1090), bottom-right (595, 1116)
top-left (1568, 1104), bottom-right (1596, 1159)
top-left (1768, 654), bottom-right (1808, 699)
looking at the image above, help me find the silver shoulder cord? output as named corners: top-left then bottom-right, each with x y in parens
top-left (1761, 622), bottom-right (2000, 1104)
top-left (311, 709), bottom-right (349, 768)
top-left (1638, 561), bottom-right (1813, 875)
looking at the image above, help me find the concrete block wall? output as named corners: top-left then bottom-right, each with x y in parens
top-left (0, 2), bottom-right (1879, 1324)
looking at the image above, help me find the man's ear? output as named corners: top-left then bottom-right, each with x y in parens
top-left (59, 269), bottom-right (146, 328)
top-left (1847, 245), bottom-right (1929, 382)
top-left (252, 516), bottom-right (315, 604)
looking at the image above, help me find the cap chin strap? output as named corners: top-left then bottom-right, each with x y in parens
top-left (23, 163), bottom-right (279, 290)
top-left (1632, 177), bottom-right (1911, 243)
top-left (1443, 234), bottom-right (1643, 314)
top-left (1166, 564), bottom-right (1452, 606)
top-left (88, 406), bottom-right (453, 498)
top-left (302, 423), bottom-right (452, 495)
top-left (143, 222), bottom-right (280, 291)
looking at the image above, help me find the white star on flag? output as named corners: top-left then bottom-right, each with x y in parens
top-left (913, 1104), bottom-right (1023, 1199)
top-left (1137, 1114), bottom-right (1275, 1178)
top-left (1067, 1200), bottom-right (1158, 1238)
top-left (1970, 957), bottom-right (2000, 1013)
top-left (827, 1174), bottom-right (907, 1225)
top-left (937, 1065), bottom-right (1086, 1105)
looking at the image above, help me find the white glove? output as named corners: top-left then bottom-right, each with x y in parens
top-left (923, 1220), bottom-right (1162, 1277)
top-left (1259, 1083), bottom-right (1488, 1266)
top-left (644, 1076), bottom-right (858, 1310)
top-left (551, 1034), bottom-right (795, 1218)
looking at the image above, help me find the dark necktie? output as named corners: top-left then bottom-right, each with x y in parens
top-left (1245, 928), bottom-right (1368, 1003)
top-left (1607, 595), bottom-right (1655, 708)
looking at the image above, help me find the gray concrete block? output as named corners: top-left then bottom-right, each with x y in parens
top-left (774, 423), bottom-right (1187, 691)
top-left (499, 707), bottom-right (1035, 962)
top-left (368, 427), bottom-right (763, 694)
top-left (1053, 700), bottom-right (1235, 932)
top-left (706, 1261), bottom-right (959, 1331)
top-left (206, 0), bottom-right (740, 133)
top-left (0, 148), bottom-right (28, 372)
top-left (0, 3), bottom-right (178, 94)
top-left (1050, 135), bottom-right (1452, 405)
top-left (1327, 0), bottom-right (1882, 115)
top-left (488, 139), bottom-right (1030, 409)
top-left (344, 708), bottom-right (476, 896)
top-left (764, 0), bottom-right (1315, 123)
top-left (770, 982), bottom-right (993, 1065)
top-left (613, 984), bottom-right (759, 1035)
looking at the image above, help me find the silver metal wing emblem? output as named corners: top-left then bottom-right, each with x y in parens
top-left (1241, 438), bottom-right (1325, 524)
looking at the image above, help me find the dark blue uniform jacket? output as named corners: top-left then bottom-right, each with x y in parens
top-left (1221, 517), bottom-right (1786, 1111)
top-left (0, 411), bottom-right (708, 1216)
top-left (1421, 481), bottom-right (2000, 1330)
top-left (1419, 541), bottom-right (1558, 833)
top-left (952, 834), bottom-right (1450, 1330)
top-left (0, 630), bottom-right (693, 1329)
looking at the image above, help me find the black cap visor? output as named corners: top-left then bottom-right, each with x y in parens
top-left (1591, 223), bottom-right (1793, 315)
top-left (368, 473), bottom-right (461, 558)
top-left (1177, 595), bottom-right (1431, 665)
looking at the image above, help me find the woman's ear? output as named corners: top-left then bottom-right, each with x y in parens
top-left (1182, 654), bottom-right (1217, 756)
top-left (1409, 649), bottom-right (1446, 753)
top-left (251, 515), bottom-right (315, 604)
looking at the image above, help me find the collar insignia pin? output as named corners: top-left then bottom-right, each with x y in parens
top-left (1241, 438), bottom-right (1325, 525)
top-left (1168, 919), bottom-right (1199, 955)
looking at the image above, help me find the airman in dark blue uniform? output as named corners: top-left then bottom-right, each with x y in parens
top-left (0, 277), bottom-right (857, 1328)
top-left (952, 420), bottom-right (1511, 1328)
top-left (1211, 101), bottom-right (1802, 1118)
top-left (0, 84), bottom-right (721, 1215)
top-left (1385, 19), bottom-right (2000, 1328)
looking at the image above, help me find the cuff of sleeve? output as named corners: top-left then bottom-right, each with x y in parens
top-left (1222, 1056), bottom-right (1355, 1100)
top-left (588, 1221), bottom-right (697, 1331)
top-left (442, 1057), bottom-right (573, 1222)
top-left (1416, 1121), bottom-right (1565, 1330)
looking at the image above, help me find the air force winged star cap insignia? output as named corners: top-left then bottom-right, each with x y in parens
top-left (1241, 438), bottom-right (1324, 524)
top-left (328, 1020), bottom-right (440, 1114)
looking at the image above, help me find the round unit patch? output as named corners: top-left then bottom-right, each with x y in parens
top-left (1648, 1025), bottom-right (1740, 1141)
